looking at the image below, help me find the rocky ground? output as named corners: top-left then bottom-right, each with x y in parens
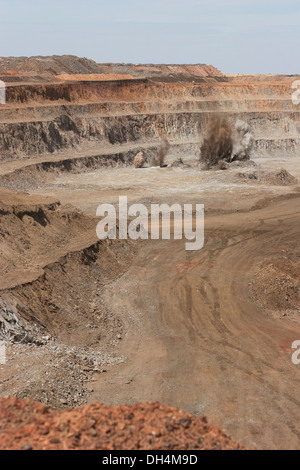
top-left (0, 56), bottom-right (300, 450)
top-left (0, 398), bottom-right (245, 450)
top-left (252, 245), bottom-right (300, 320)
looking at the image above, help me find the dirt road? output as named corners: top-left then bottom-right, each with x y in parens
top-left (1, 163), bottom-right (299, 449)
top-left (89, 196), bottom-right (300, 450)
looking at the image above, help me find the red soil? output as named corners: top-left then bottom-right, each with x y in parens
top-left (0, 398), bottom-right (245, 450)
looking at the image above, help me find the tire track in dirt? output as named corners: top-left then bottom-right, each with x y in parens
top-left (90, 197), bottom-right (300, 449)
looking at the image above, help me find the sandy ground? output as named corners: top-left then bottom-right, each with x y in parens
top-left (87, 196), bottom-right (300, 450)
top-left (1, 155), bottom-right (300, 449)
top-left (23, 156), bottom-right (300, 215)
top-left (0, 398), bottom-right (245, 450)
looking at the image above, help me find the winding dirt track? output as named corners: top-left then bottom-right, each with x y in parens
top-left (90, 196), bottom-right (300, 450)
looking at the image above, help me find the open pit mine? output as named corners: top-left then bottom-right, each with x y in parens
top-left (0, 56), bottom-right (300, 450)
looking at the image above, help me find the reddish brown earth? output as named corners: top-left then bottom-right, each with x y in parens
top-left (0, 397), bottom-right (245, 450)
top-left (0, 56), bottom-right (300, 451)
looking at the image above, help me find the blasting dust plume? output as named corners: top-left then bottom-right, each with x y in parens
top-left (200, 116), bottom-right (254, 169)
top-left (200, 116), bottom-right (233, 169)
top-left (133, 151), bottom-right (145, 168)
top-left (151, 139), bottom-right (170, 167)
top-left (231, 120), bottom-right (254, 161)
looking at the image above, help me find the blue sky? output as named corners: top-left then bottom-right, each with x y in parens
top-left (0, 0), bottom-right (299, 73)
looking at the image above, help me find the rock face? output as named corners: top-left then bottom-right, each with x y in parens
top-left (0, 398), bottom-right (246, 450)
top-left (0, 58), bottom-right (299, 174)
top-left (0, 307), bottom-right (28, 343)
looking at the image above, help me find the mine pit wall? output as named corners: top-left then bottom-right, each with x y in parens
top-left (0, 78), bottom-right (299, 164)
top-left (0, 112), bottom-right (299, 162)
top-left (2, 79), bottom-right (296, 104)
top-left (0, 148), bottom-right (159, 191)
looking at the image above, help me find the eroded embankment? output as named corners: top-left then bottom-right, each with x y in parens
top-left (0, 190), bottom-right (137, 408)
top-left (0, 239), bottom-right (135, 345)
top-left (0, 190), bottom-right (135, 343)
top-left (1, 111), bottom-right (299, 159)
top-left (1, 77), bottom-right (299, 169)
top-left (0, 56), bottom-right (224, 83)
top-left (0, 190), bottom-right (97, 288)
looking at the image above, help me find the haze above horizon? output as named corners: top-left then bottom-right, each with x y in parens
top-left (0, 0), bottom-right (299, 74)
